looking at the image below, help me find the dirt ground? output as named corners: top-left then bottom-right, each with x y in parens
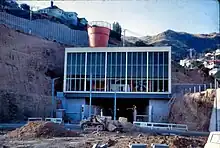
top-left (0, 131), bottom-right (207, 148)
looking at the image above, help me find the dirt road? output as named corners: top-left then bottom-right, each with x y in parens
top-left (0, 131), bottom-right (207, 148)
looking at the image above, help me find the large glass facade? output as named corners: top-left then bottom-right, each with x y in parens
top-left (65, 51), bottom-right (170, 93)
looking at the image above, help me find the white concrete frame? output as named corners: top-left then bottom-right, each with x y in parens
top-left (63, 47), bottom-right (172, 94)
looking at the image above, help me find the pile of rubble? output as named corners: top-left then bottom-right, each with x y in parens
top-left (169, 89), bottom-right (214, 131)
top-left (85, 132), bottom-right (206, 148)
top-left (7, 121), bottom-right (78, 139)
top-left (113, 135), bottom-right (206, 148)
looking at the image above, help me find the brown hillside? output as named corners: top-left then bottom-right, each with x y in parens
top-left (0, 25), bottom-right (65, 121)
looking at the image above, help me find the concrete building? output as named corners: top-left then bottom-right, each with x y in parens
top-left (57, 46), bottom-right (172, 123)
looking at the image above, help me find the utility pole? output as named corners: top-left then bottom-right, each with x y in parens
top-left (51, 77), bottom-right (60, 118)
top-left (29, 6), bottom-right (39, 34)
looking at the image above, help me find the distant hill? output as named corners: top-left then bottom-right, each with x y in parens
top-left (125, 30), bottom-right (220, 59)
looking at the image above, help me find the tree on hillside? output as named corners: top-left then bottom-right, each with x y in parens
top-left (112, 22), bottom-right (122, 35)
top-left (135, 40), bottom-right (147, 46)
top-left (20, 3), bottom-right (30, 11)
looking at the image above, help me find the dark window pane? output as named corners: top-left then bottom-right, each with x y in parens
top-left (121, 65), bottom-right (126, 77)
top-left (148, 52), bottom-right (153, 64)
top-left (154, 65), bottom-right (159, 78)
top-left (164, 52), bottom-right (169, 64)
top-left (133, 65), bottom-right (137, 77)
top-left (159, 80), bottom-right (163, 92)
top-left (164, 65), bottom-right (168, 78)
top-left (159, 65), bottom-right (164, 78)
top-left (91, 53), bottom-right (96, 65)
top-left (153, 80), bottom-right (158, 92)
top-left (164, 80), bottom-right (168, 92)
top-left (143, 52), bottom-right (147, 65)
top-left (71, 79), bottom-right (76, 91)
top-left (87, 53), bottom-right (92, 66)
top-left (138, 66), bottom-right (142, 77)
top-left (127, 66), bottom-right (132, 77)
top-left (116, 52), bottom-right (121, 65)
top-left (107, 65), bottom-right (111, 77)
top-left (80, 79), bottom-right (85, 91)
top-left (133, 52), bottom-right (137, 65)
top-left (112, 52), bottom-right (116, 65)
top-left (96, 53), bottom-right (101, 65)
top-left (67, 65), bottom-right (71, 75)
top-left (154, 52), bottom-right (158, 64)
top-left (143, 66), bottom-right (147, 78)
top-left (67, 53), bottom-right (71, 65)
top-left (116, 66), bottom-right (121, 77)
top-left (107, 53), bottom-right (112, 66)
top-left (76, 53), bottom-right (82, 65)
top-left (122, 53), bottom-right (126, 65)
top-left (138, 52), bottom-right (142, 65)
top-left (148, 65), bottom-right (152, 78)
top-left (159, 52), bottom-right (163, 64)
top-left (81, 65), bottom-right (85, 75)
top-left (128, 52), bottom-right (132, 65)
top-left (101, 66), bottom-right (105, 76)
top-left (101, 53), bottom-right (105, 65)
top-left (112, 66), bottom-right (116, 77)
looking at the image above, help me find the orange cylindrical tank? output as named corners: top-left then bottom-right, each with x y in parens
top-left (87, 25), bottom-right (110, 47)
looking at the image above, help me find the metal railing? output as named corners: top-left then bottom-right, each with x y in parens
top-left (133, 121), bottom-right (188, 131)
top-left (88, 21), bottom-right (111, 29)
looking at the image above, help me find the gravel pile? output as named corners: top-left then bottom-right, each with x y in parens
top-left (7, 121), bottom-right (79, 139)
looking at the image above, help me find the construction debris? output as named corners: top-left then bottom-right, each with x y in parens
top-left (7, 121), bottom-right (79, 139)
top-left (112, 135), bottom-right (206, 148)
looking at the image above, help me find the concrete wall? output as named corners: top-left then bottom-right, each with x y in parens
top-left (149, 99), bottom-right (169, 122)
top-left (57, 92), bottom-right (101, 122)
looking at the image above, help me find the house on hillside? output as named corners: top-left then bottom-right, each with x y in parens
top-left (37, 4), bottom-right (78, 26)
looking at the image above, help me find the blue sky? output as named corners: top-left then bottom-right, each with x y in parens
top-left (18, 0), bottom-right (219, 37)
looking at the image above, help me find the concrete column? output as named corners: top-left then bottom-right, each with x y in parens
top-left (148, 105), bottom-right (152, 122)
top-left (189, 88), bottom-right (192, 93)
top-left (114, 92), bottom-right (117, 120)
top-left (194, 86), bottom-right (196, 93)
top-left (204, 84), bottom-right (207, 91)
